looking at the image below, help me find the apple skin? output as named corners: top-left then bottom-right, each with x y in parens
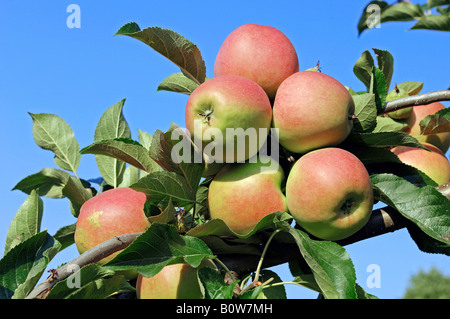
top-left (185, 75), bottom-right (272, 163)
top-left (391, 142), bottom-right (450, 186)
top-left (404, 102), bottom-right (450, 154)
top-left (214, 23), bottom-right (299, 100)
top-left (272, 71), bottom-right (355, 154)
top-left (208, 156), bottom-right (288, 235)
top-left (136, 260), bottom-right (216, 299)
top-left (74, 187), bottom-right (150, 264)
top-left (286, 148), bottom-right (374, 241)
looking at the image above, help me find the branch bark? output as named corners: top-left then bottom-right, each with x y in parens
top-left (380, 90), bottom-right (450, 114)
top-left (25, 183), bottom-right (450, 299)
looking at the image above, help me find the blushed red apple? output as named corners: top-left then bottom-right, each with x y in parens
top-left (74, 187), bottom-right (150, 264)
top-left (214, 23), bottom-right (299, 100)
top-left (272, 71), bottom-right (355, 154)
top-left (391, 142), bottom-right (450, 186)
top-left (136, 261), bottom-right (216, 299)
top-left (208, 156), bottom-right (287, 235)
top-left (404, 102), bottom-right (450, 154)
top-left (286, 148), bottom-right (374, 241)
top-left (185, 75), bottom-right (272, 163)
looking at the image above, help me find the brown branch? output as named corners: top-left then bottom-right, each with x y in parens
top-left (25, 232), bottom-right (142, 299)
top-left (380, 90), bottom-right (450, 115)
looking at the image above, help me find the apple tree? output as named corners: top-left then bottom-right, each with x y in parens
top-left (1, 20), bottom-right (449, 300)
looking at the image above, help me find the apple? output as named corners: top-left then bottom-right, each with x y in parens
top-left (136, 260), bottom-right (216, 299)
top-left (286, 148), bottom-right (374, 241)
top-left (185, 75), bottom-right (272, 163)
top-left (74, 187), bottom-right (150, 264)
top-left (404, 102), bottom-right (450, 154)
top-left (272, 71), bottom-right (355, 154)
top-left (391, 142), bottom-right (450, 186)
top-left (208, 155), bottom-right (288, 235)
top-left (214, 23), bottom-right (299, 100)
top-left (386, 86), bottom-right (412, 119)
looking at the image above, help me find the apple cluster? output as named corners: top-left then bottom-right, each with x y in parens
top-left (73, 23), bottom-right (450, 299)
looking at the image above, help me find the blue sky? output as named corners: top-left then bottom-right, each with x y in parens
top-left (0, 1), bottom-right (449, 299)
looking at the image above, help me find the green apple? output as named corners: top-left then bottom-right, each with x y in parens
top-left (272, 71), bottom-right (355, 154)
top-left (391, 142), bottom-right (450, 186)
top-left (136, 260), bottom-right (216, 299)
top-left (386, 86), bottom-right (412, 119)
top-left (286, 148), bottom-right (374, 241)
top-left (74, 187), bottom-right (150, 264)
top-left (214, 23), bottom-right (299, 100)
top-left (404, 102), bottom-right (450, 154)
top-left (185, 75), bottom-right (272, 163)
top-left (208, 155), bottom-right (288, 235)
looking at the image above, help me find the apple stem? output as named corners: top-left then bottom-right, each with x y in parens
top-left (253, 229), bottom-right (282, 283)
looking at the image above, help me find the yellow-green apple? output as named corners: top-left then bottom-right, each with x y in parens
top-left (136, 260), bottom-right (216, 299)
top-left (386, 86), bottom-right (412, 119)
top-left (272, 71), bottom-right (355, 154)
top-left (404, 102), bottom-right (450, 154)
top-left (214, 23), bottom-right (299, 100)
top-left (208, 156), bottom-right (287, 235)
top-left (74, 187), bottom-right (150, 264)
top-left (391, 142), bottom-right (450, 186)
top-left (185, 75), bottom-right (272, 163)
top-left (286, 148), bottom-right (374, 241)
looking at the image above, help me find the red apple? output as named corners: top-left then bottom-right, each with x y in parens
top-left (74, 187), bottom-right (150, 264)
top-left (214, 23), bottom-right (299, 100)
top-left (391, 142), bottom-right (450, 186)
top-left (208, 156), bottom-right (287, 235)
top-left (136, 261), bottom-right (215, 299)
top-left (286, 148), bottom-right (374, 241)
top-left (272, 71), bottom-right (355, 154)
top-left (405, 102), bottom-right (450, 154)
top-left (185, 75), bottom-right (272, 163)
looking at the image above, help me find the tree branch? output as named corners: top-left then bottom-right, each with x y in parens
top-left (25, 232), bottom-right (142, 299)
top-left (380, 90), bottom-right (450, 114)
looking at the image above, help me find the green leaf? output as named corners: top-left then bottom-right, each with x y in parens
top-left (186, 211), bottom-right (293, 239)
top-left (371, 174), bottom-right (450, 247)
top-left (347, 131), bottom-right (428, 149)
top-left (283, 226), bottom-right (357, 299)
top-left (0, 231), bottom-right (61, 299)
top-left (352, 93), bottom-right (377, 132)
top-left (370, 67), bottom-right (388, 113)
top-left (115, 24), bottom-right (206, 84)
top-left (93, 99), bottom-right (131, 188)
top-left (411, 14), bottom-right (450, 31)
top-left (29, 113), bottom-right (80, 174)
top-left (381, 3), bottom-right (424, 23)
top-left (358, 1), bottom-right (390, 35)
top-left (396, 81), bottom-right (424, 96)
top-left (46, 264), bottom-right (123, 299)
top-left (138, 129), bottom-right (154, 151)
top-left (373, 49), bottom-right (394, 91)
top-left (427, 0), bottom-right (450, 9)
top-left (130, 171), bottom-right (196, 206)
top-left (198, 267), bottom-right (235, 299)
top-left (4, 190), bottom-right (43, 254)
top-left (12, 168), bottom-right (92, 217)
top-left (353, 50), bottom-right (375, 90)
top-left (157, 72), bottom-right (200, 95)
top-left (81, 138), bottom-right (157, 173)
top-left (53, 223), bottom-right (76, 251)
top-left (373, 116), bottom-right (408, 133)
top-left (419, 107), bottom-right (450, 135)
top-left (258, 270), bottom-right (287, 299)
top-left (149, 124), bottom-right (204, 193)
top-left (104, 223), bottom-right (215, 278)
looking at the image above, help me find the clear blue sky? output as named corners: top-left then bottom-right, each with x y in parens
top-left (0, 1), bottom-right (448, 299)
